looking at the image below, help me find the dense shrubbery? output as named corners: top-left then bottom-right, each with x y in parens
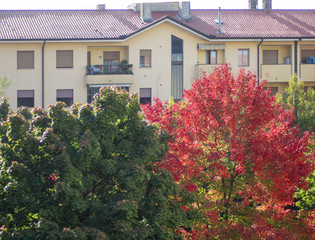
top-left (0, 88), bottom-right (194, 239)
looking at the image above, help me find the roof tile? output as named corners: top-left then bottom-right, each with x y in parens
top-left (0, 9), bottom-right (314, 40)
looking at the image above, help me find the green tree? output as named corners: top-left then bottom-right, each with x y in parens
top-left (143, 65), bottom-right (315, 239)
top-left (0, 87), bottom-right (194, 239)
top-left (280, 74), bottom-right (315, 132)
top-left (0, 77), bottom-right (10, 96)
top-left (279, 75), bottom-right (315, 211)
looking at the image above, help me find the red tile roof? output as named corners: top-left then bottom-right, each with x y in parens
top-left (0, 9), bottom-right (314, 40)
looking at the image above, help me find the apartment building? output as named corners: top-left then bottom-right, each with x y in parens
top-left (0, 0), bottom-right (314, 109)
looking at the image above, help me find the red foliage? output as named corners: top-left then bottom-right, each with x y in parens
top-left (142, 64), bottom-right (315, 239)
top-left (49, 173), bottom-right (57, 182)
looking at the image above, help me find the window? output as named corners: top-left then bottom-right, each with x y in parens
top-left (172, 35), bottom-right (184, 102)
top-left (264, 87), bottom-right (278, 96)
top-left (301, 50), bottom-right (315, 64)
top-left (17, 51), bottom-right (34, 69)
top-left (103, 51), bottom-right (120, 73)
top-left (87, 87), bottom-right (100, 103)
top-left (87, 51), bottom-right (91, 66)
top-left (263, 50), bottom-right (278, 65)
top-left (17, 90), bottom-right (34, 107)
top-left (140, 50), bottom-right (151, 67)
top-left (238, 49), bottom-right (249, 66)
top-left (57, 89), bottom-right (73, 106)
top-left (56, 50), bottom-right (73, 68)
top-left (207, 50), bottom-right (217, 64)
top-left (304, 86), bottom-right (315, 92)
top-left (87, 85), bottom-right (130, 103)
top-left (140, 88), bottom-right (151, 104)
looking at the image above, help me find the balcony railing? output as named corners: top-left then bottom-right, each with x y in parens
top-left (195, 64), bottom-right (223, 78)
top-left (261, 64), bottom-right (292, 82)
top-left (300, 64), bottom-right (315, 82)
top-left (86, 64), bottom-right (133, 75)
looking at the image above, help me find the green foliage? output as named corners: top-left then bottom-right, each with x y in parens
top-left (281, 74), bottom-right (315, 132)
top-left (144, 65), bottom-right (315, 238)
top-left (0, 87), bottom-right (193, 239)
top-left (0, 97), bottom-right (10, 121)
top-left (0, 77), bottom-right (10, 96)
top-left (295, 171), bottom-right (315, 210)
top-left (279, 75), bottom-right (315, 212)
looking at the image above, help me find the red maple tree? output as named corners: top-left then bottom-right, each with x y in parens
top-left (143, 64), bottom-right (315, 239)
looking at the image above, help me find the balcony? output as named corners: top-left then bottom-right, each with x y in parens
top-left (85, 64), bottom-right (135, 85)
top-left (261, 64), bottom-right (292, 82)
top-left (195, 64), bottom-right (221, 78)
top-left (300, 64), bottom-right (315, 82)
top-left (86, 64), bottom-right (133, 75)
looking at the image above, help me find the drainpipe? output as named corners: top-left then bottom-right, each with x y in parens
top-left (294, 40), bottom-right (298, 75)
top-left (42, 40), bottom-right (46, 108)
top-left (257, 39), bottom-right (263, 84)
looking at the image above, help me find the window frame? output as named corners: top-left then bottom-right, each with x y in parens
top-left (301, 50), bottom-right (315, 64)
top-left (17, 51), bottom-right (34, 69)
top-left (103, 51), bottom-right (120, 73)
top-left (87, 85), bottom-right (130, 103)
top-left (263, 50), bottom-right (278, 65)
top-left (17, 90), bottom-right (34, 108)
top-left (264, 87), bottom-right (279, 96)
top-left (56, 50), bottom-right (73, 68)
top-left (207, 50), bottom-right (217, 65)
top-left (56, 89), bottom-right (74, 107)
top-left (304, 86), bottom-right (315, 92)
top-left (140, 49), bottom-right (152, 68)
top-left (139, 88), bottom-right (152, 104)
top-left (238, 49), bottom-right (249, 66)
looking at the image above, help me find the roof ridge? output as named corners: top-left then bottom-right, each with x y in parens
top-left (190, 9), bottom-right (315, 11)
top-left (0, 9), bottom-right (134, 12)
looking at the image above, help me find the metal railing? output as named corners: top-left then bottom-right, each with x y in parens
top-left (86, 64), bottom-right (133, 75)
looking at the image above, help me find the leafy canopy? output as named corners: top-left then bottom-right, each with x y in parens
top-left (0, 88), bottom-right (193, 239)
top-left (278, 74), bottom-right (315, 212)
top-left (143, 64), bottom-right (315, 239)
top-left (279, 74), bottom-right (315, 132)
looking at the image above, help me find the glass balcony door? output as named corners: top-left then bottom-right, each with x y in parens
top-left (103, 51), bottom-right (120, 73)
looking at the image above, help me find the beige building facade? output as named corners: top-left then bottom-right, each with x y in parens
top-left (0, 1), bottom-right (315, 109)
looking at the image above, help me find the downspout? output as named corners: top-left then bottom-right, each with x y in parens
top-left (294, 40), bottom-right (299, 122)
top-left (294, 40), bottom-right (298, 75)
top-left (257, 39), bottom-right (263, 84)
top-left (42, 40), bottom-right (46, 108)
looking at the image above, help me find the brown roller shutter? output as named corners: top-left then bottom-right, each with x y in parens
top-left (57, 89), bottom-right (73, 98)
top-left (103, 51), bottom-right (120, 60)
top-left (56, 50), bottom-right (73, 68)
top-left (17, 51), bottom-right (34, 69)
top-left (263, 50), bottom-right (278, 65)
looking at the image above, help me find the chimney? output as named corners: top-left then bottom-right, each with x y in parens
top-left (96, 4), bottom-right (105, 10)
top-left (179, 1), bottom-right (192, 20)
top-left (217, 7), bottom-right (223, 33)
top-left (263, 0), bottom-right (272, 11)
top-left (141, 3), bottom-right (154, 22)
top-left (248, 0), bottom-right (258, 10)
